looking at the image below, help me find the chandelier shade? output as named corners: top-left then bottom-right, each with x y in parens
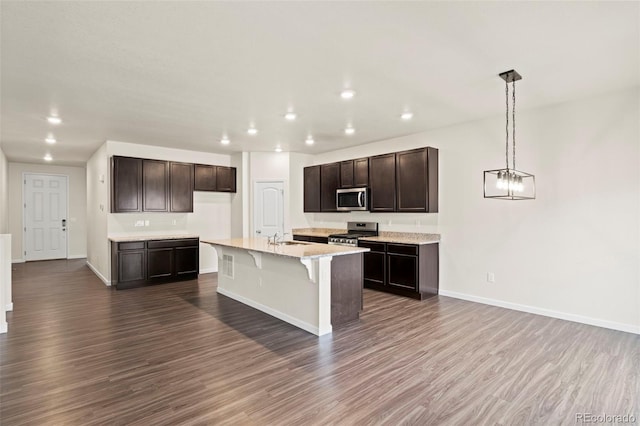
top-left (483, 69), bottom-right (536, 200)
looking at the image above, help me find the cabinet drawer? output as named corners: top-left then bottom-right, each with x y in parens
top-left (147, 239), bottom-right (199, 249)
top-left (358, 241), bottom-right (386, 252)
top-left (387, 243), bottom-right (418, 256)
top-left (118, 241), bottom-right (145, 251)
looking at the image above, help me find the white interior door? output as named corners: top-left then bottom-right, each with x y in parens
top-left (24, 174), bottom-right (68, 261)
top-left (253, 181), bottom-right (284, 239)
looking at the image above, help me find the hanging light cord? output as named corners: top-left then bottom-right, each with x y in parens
top-left (512, 78), bottom-right (516, 171)
top-left (505, 78), bottom-right (509, 170)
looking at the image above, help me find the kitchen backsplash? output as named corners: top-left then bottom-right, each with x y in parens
top-left (108, 213), bottom-right (188, 235)
top-left (306, 212), bottom-right (439, 233)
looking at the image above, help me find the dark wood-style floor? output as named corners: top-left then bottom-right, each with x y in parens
top-left (1, 259), bottom-right (638, 425)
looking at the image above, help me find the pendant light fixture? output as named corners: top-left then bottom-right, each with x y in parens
top-left (483, 69), bottom-right (536, 200)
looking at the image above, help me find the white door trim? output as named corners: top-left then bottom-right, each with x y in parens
top-left (22, 172), bottom-right (70, 261)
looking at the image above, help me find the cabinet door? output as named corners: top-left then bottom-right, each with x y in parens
top-left (216, 166), bottom-right (236, 192)
top-left (118, 250), bottom-right (145, 282)
top-left (369, 153), bottom-right (396, 211)
top-left (169, 162), bottom-right (194, 212)
top-left (303, 166), bottom-right (321, 212)
top-left (363, 251), bottom-right (386, 287)
top-left (175, 246), bottom-right (199, 276)
top-left (354, 158), bottom-right (369, 187)
top-left (320, 162), bottom-right (340, 211)
top-left (147, 248), bottom-right (174, 279)
top-left (142, 159), bottom-right (169, 212)
top-left (396, 148), bottom-right (428, 212)
top-left (194, 164), bottom-right (216, 191)
top-left (112, 156), bottom-right (142, 213)
top-left (387, 253), bottom-right (418, 290)
top-left (340, 160), bottom-right (354, 188)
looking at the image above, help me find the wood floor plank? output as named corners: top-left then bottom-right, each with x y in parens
top-left (1, 259), bottom-right (638, 425)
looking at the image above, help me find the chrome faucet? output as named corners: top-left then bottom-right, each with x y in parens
top-left (268, 232), bottom-right (290, 245)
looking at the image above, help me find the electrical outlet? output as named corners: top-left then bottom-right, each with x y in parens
top-left (172, 219), bottom-right (177, 225)
top-left (144, 220), bottom-right (150, 226)
top-left (487, 272), bottom-right (495, 283)
top-left (134, 220), bottom-right (144, 227)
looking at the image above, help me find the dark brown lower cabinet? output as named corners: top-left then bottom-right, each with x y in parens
top-left (359, 241), bottom-right (438, 300)
top-left (292, 234), bottom-right (329, 244)
top-left (111, 238), bottom-right (199, 289)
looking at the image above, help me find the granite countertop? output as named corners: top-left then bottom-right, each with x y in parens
top-left (359, 232), bottom-right (440, 245)
top-left (291, 228), bottom-right (345, 238)
top-left (109, 234), bottom-right (200, 242)
top-left (202, 237), bottom-right (368, 260)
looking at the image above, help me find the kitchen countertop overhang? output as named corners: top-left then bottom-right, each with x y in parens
top-left (202, 238), bottom-right (368, 260)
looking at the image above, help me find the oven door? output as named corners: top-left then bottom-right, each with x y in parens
top-left (336, 188), bottom-right (368, 211)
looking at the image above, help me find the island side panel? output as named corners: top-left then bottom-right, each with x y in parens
top-left (213, 246), bottom-right (332, 336)
top-left (330, 252), bottom-right (363, 327)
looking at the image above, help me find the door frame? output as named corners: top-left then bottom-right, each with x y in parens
top-left (252, 180), bottom-right (285, 238)
top-left (22, 172), bottom-right (70, 261)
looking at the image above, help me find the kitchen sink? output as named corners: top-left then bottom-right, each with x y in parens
top-left (277, 241), bottom-right (311, 246)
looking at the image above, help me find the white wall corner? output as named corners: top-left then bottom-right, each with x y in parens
top-left (86, 261), bottom-right (111, 286)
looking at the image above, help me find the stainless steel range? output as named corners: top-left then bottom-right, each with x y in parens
top-left (328, 222), bottom-right (378, 246)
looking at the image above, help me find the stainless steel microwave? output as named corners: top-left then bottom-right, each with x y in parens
top-left (336, 187), bottom-right (369, 211)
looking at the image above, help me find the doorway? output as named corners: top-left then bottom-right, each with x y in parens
top-left (253, 181), bottom-right (284, 239)
top-left (23, 173), bottom-right (68, 261)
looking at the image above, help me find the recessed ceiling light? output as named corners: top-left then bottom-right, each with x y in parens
top-left (247, 127), bottom-right (258, 135)
top-left (44, 154), bottom-right (53, 162)
top-left (220, 136), bottom-right (230, 145)
top-left (47, 116), bottom-right (62, 125)
top-left (275, 146), bottom-right (283, 153)
top-left (305, 137), bottom-right (314, 145)
top-left (401, 112), bottom-right (414, 120)
top-left (345, 126), bottom-right (355, 135)
top-left (340, 89), bottom-right (356, 100)
top-left (284, 112), bottom-right (297, 121)
top-left (45, 137), bottom-right (56, 144)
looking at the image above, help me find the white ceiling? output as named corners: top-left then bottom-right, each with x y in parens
top-left (1, 1), bottom-right (638, 166)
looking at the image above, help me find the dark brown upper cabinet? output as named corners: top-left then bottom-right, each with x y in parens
top-left (194, 164), bottom-right (237, 193)
top-left (216, 166), bottom-right (236, 192)
top-left (113, 157), bottom-right (240, 213)
top-left (396, 147), bottom-right (438, 213)
top-left (142, 159), bottom-right (169, 212)
top-left (303, 165), bottom-right (321, 212)
top-left (369, 153), bottom-right (396, 212)
top-left (169, 162), bottom-right (194, 212)
top-left (320, 162), bottom-right (341, 211)
top-left (194, 164), bottom-right (216, 191)
top-left (353, 157), bottom-right (369, 187)
top-left (340, 160), bottom-right (355, 188)
top-left (112, 156), bottom-right (142, 213)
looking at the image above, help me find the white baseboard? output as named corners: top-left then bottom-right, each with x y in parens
top-left (86, 261), bottom-right (111, 286)
top-left (217, 287), bottom-right (329, 336)
top-left (439, 289), bottom-right (640, 335)
top-left (0, 321), bottom-right (6, 334)
top-left (199, 267), bottom-right (218, 274)
top-left (11, 259), bottom-right (24, 264)
top-left (67, 254), bottom-right (87, 259)
top-left (5, 303), bottom-right (13, 311)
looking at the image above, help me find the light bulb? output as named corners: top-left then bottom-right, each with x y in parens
top-left (496, 171), bottom-right (503, 189)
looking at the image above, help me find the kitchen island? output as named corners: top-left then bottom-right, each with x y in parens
top-left (202, 238), bottom-right (368, 336)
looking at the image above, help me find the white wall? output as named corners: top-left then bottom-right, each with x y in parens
top-left (0, 148), bottom-right (8, 234)
top-left (230, 152), bottom-right (249, 238)
top-left (300, 89), bottom-right (640, 333)
top-left (8, 162), bottom-right (87, 261)
top-left (86, 143), bottom-right (110, 282)
top-left (86, 140), bottom-right (235, 282)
